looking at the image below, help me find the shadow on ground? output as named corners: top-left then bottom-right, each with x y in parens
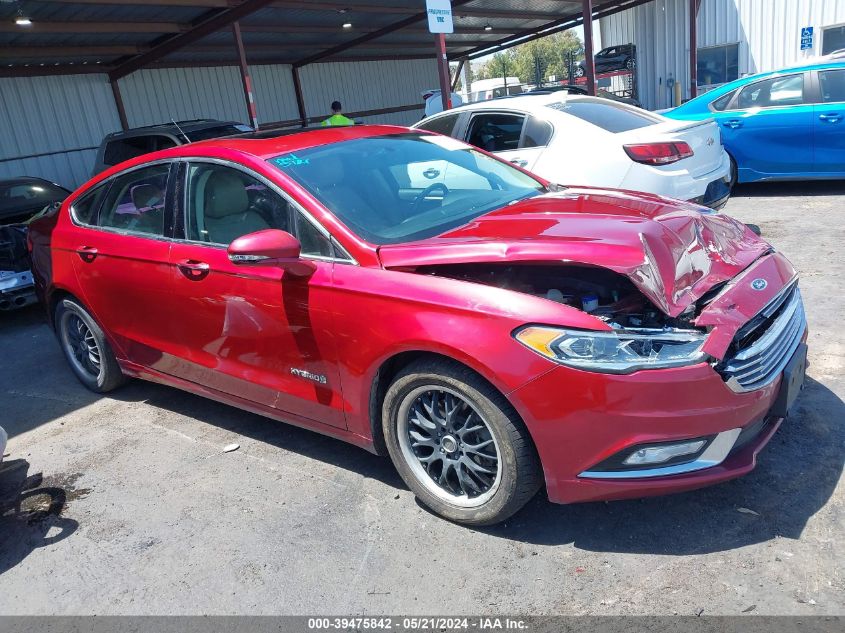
top-left (732, 180), bottom-right (845, 198)
top-left (0, 459), bottom-right (80, 576)
top-left (111, 372), bottom-right (843, 557)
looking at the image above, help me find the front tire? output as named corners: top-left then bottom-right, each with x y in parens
top-left (574, 65), bottom-right (585, 78)
top-left (382, 359), bottom-right (542, 526)
top-left (56, 298), bottom-right (126, 393)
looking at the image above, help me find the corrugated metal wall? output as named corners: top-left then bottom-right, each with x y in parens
top-left (0, 73), bottom-right (121, 188)
top-left (0, 58), bottom-right (438, 189)
top-left (117, 66), bottom-right (249, 127)
top-left (299, 59), bottom-right (437, 126)
top-left (600, 0), bottom-right (845, 111)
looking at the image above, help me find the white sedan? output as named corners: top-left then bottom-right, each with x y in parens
top-left (412, 92), bottom-right (732, 209)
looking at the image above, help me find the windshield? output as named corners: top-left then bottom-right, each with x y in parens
top-left (268, 133), bottom-right (545, 244)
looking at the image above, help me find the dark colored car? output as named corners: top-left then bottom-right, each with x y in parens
top-left (576, 44), bottom-right (636, 77)
top-left (92, 119), bottom-right (253, 176)
top-left (1, 177), bottom-right (70, 311)
top-left (30, 126), bottom-right (805, 526)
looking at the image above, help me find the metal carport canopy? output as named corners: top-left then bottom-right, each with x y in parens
top-left (0, 0), bottom-right (655, 77)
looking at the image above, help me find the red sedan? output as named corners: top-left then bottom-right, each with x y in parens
top-left (29, 126), bottom-right (807, 525)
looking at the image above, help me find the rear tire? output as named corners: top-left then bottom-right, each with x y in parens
top-left (574, 65), bottom-right (585, 78)
top-left (56, 298), bottom-right (126, 393)
top-left (728, 155), bottom-right (739, 189)
top-left (382, 359), bottom-right (542, 526)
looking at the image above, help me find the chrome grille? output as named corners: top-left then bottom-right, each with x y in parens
top-left (719, 286), bottom-right (806, 392)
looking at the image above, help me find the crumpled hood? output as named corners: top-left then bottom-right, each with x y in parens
top-left (378, 187), bottom-right (770, 317)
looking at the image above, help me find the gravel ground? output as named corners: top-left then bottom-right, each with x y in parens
top-left (0, 181), bottom-right (842, 616)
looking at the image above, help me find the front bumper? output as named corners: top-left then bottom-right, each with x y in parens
top-left (509, 360), bottom-right (787, 505)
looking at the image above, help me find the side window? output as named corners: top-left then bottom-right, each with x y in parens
top-left (709, 89), bottom-right (737, 111)
top-left (520, 116), bottom-right (553, 148)
top-left (737, 74), bottom-right (805, 109)
top-left (97, 164), bottom-right (170, 236)
top-left (103, 136), bottom-right (157, 167)
top-left (295, 214), bottom-right (334, 258)
top-left (186, 163), bottom-right (291, 245)
top-left (819, 69), bottom-right (845, 104)
top-left (466, 113), bottom-right (525, 152)
top-left (417, 113), bottom-right (459, 137)
top-left (70, 183), bottom-right (110, 225)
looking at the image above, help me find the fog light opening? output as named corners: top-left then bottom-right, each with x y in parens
top-left (622, 439), bottom-right (707, 466)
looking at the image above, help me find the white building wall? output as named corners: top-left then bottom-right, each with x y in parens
top-left (0, 58), bottom-right (438, 189)
top-left (600, 0), bottom-right (845, 110)
top-left (0, 73), bottom-right (120, 189)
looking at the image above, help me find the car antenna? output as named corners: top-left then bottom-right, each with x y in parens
top-left (171, 118), bottom-right (191, 143)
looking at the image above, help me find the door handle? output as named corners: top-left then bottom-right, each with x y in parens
top-left (510, 158), bottom-right (528, 167)
top-left (723, 120), bottom-right (743, 129)
top-left (819, 113), bottom-right (841, 123)
top-left (177, 259), bottom-right (210, 280)
top-left (76, 246), bottom-right (98, 263)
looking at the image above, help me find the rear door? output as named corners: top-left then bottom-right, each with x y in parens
top-left (463, 111), bottom-right (549, 171)
top-left (813, 68), bottom-right (845, 173)
top-left (715, 72), bottom-right (813, 179)
top-left (164, 161), bottom-right (347, 428)
top-left (69, 162), bottom-right (175, 363)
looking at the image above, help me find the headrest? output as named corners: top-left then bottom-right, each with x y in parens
top-left (305, 154), bottom-right (345, 189)
top-left (204, 170), bottom-right (249, 219)
top-left (130, 183), bottom-right (163, 212)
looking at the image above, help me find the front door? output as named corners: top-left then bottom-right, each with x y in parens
top-left (464, 111), bottom-right (548, 172)
top-left (69, 162), bottom-right (175, 364)
top-left (164, 161), bottom-right (346, 428)
top-left (716, 72), bottom-right (814, 180)
top-left (814, 68), bottom-right (845, 174)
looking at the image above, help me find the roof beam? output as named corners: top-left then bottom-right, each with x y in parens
top-left (109, 0), bottom-right (277, 80)
top-left (239, 24), bottom-right (518, 35)
top-left (292, 0), bottom-right (476, 67)
top-left (0, 46), bottom-right (145, 58)
top-left (0, 22), bottom-right (184, 34)
top-left (49, 0), bottom-right (232, 6)
top-left (190, 42), bottom-right (482, 53)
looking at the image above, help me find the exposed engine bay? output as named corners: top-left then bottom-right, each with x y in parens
top-left (0, 225), bottom-right (36, 311)
top-left (418, 263), bottom-right (704, 331)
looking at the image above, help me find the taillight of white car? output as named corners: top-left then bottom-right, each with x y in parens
top-left (624, 142), bottom-right (694, 165)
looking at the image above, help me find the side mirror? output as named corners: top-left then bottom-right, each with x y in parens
top-left (228, 229), bottom-right (315, 275)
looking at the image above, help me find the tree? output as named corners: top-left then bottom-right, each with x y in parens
top-left (467, 30), bottom-right (583, 89)
top-left (510, 31), bottom-right (584, 85)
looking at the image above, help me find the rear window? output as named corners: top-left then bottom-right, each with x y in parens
top-left (184, 124), bottom-right (250, 142)
top-left (546, 98), bottom-right (660, 133)
top-left (416, 113), bottom-right (460, 137)
top-left (103, 135), bottom-right (175, 167)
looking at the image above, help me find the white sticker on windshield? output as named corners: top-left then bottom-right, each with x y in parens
top-left (420, 135), bottom-right (470, 152)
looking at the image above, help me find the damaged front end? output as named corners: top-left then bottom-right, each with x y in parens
top-left (415, 262), bottom-right (710, 373)
top-left (0, 225), bottom-right (36, 311)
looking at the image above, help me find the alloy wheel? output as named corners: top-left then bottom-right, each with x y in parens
top-left (62, 313), bottom-right (102, 380)
top-left (397, 386), bottom-right (502, 508)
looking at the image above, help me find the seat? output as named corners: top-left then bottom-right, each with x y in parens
top-left (128, 183), bottom-right (165, 234)
top-left (306, 155), bottom-right (384, 230)
top-left (202, 170), bottom-right (270, 244)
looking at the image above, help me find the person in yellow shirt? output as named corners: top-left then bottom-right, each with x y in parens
top-left (322, 101), bottom-right (354, 127)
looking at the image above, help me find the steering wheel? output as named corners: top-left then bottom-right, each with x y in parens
top-left (411, 182), bottom-right (449, 214)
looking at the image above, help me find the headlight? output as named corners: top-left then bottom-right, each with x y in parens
top-left (514, 326), bottom-right (708, 373)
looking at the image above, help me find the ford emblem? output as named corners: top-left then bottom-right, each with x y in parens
top-left (751, 278), bottom-right (768, 291)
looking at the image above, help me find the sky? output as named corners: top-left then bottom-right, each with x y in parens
top-left (469, 24), bottom-right (599, 68)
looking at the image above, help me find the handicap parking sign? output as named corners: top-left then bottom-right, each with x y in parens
top-left (801, 26), bottom-right (814, 50)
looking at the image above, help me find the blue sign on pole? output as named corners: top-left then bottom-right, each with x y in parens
top-left (800, 26), bottom-right (814, 51)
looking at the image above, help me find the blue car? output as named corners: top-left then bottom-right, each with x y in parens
top-left (664, 60), bottom-right (845, 184)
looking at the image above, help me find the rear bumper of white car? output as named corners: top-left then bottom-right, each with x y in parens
top-left (0, 425), bottom-right (7, 462)
top-left (621, 150), bottom-right (732, 210)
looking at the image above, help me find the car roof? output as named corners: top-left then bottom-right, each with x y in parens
top-left (424, 92), bottom-right (621, 117)
top-left (0, 176), bottom-right (69, 190)
top-left (678, 59), bottom-right (845, 110)
top-left (102, 119), bottom-right (244, 141)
